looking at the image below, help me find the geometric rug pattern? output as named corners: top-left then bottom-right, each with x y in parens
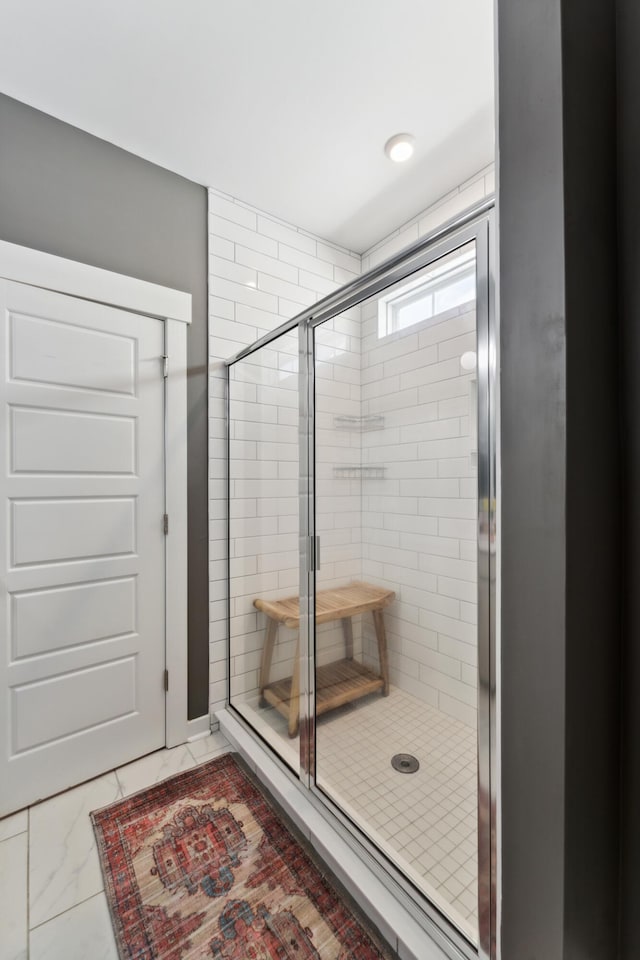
top-left (92, 753), bottom-right (394, 959)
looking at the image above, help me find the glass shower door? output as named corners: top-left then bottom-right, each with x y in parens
top-left (310, 235), bottom-right (490, 948)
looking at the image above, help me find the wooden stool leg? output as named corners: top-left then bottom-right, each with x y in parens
top-left (372, 609), bottom-right (390, 696)
top-left (288, 635), bottom-right (300, 738)
top-left (341, 617), bottom-right (354, 660)
top-left (259, 618), bottom-right (277, 705)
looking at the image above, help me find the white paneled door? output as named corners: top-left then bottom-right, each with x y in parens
top-left (0, 279), bottom-right (166, 815)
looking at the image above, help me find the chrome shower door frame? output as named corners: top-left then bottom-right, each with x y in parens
top-left (298, 318), bottom-right (315, 786)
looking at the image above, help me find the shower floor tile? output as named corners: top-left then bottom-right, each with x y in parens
top-left (316, 687), bottom-right (478, 942)
top-left (237, 685), bottom-right (478, 943)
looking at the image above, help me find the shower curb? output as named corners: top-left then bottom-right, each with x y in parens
top-left (217, 708), bottom-right (470, 960)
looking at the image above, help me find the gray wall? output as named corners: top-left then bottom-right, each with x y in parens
top-left (0, 93), bottom-right (209, 719)
top-left (498, 1), bottom-right (620, 957)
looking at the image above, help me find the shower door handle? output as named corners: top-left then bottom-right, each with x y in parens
top-left (307, 536), bottom-right (320, 571)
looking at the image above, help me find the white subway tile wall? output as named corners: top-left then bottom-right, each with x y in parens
top-left (209, 188), bottom-right (361, 720)
top-left (312, 242), bottom-right (479, 729)
top-left (360, 164), bottom-right (495, 273)
top-left (228, 334), bottom-right (300, 716)
top-left (208, 165), bottom-right (494, 722)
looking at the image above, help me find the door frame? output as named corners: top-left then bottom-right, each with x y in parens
top-left (0, 239), bottom-right (192, 748)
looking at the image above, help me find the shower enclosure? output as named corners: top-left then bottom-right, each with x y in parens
top-left (225, 202), bottom-right (496, 959)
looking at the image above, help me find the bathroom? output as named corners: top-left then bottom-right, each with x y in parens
top-left (0, 2), bottom-right (632, 960)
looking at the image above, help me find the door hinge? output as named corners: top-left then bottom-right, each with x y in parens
top-left (164, 669), bottom-right (169, 692)
top-left (162, 355), bottom-right (168, 378)
top-left (163, 513), bottom-right (169, 535)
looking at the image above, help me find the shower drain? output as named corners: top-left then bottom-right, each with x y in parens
top-left (391, 753), bottom-right (420, 774)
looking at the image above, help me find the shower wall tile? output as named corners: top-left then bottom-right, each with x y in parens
top-left (278, 243), bottom-right (335, 278)
top-left (209, 167), bottom-right (494, 721)
top-left (359, 284), bottom-right (482, 725)
top-left (361, 162), bottom-right (495, 274)
top-left (256, 215), bottom-right (318, 255)
top-left (316, 241), bottom-right (361, 274)
top-left (211, 214), bottom-right (278, 256)
top-left (208, 187), bottom-right (362, 717)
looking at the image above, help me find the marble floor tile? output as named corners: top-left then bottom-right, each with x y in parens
top-left (0, 832), bottom-right (28, 960)
top-left (29, 771), bottom-right (121, 929)
top-left (115, 743), bottom-right (196, 798)
top-left (30, 892), bottom-right (118, 960)
top-left (0, 808), bottom-right (28, 842)
top-left (186, 730), bottom-right (230, 763)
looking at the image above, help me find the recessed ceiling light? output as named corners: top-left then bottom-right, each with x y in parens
top-left (384, 133), bottom-right (415, 163)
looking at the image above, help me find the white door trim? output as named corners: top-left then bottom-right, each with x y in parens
top-left (0, 240), bottom-right (192, 748)
top-left (0, 240), bottom-right (191, 324)
top-left (164, 317), bottom-right (190, 747)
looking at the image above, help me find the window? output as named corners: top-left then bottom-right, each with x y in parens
top-left (378, 247), bottom-right (476, 338)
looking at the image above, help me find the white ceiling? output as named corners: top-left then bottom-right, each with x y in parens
top-left (0, 0), bottom-right (495, 252)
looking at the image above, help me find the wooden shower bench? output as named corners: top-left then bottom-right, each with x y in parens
top-left (254, 581), bottom-right (395, 737)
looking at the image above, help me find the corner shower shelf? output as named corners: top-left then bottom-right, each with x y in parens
top-left (333, 414), bottom-right (385, 431)
top-left (254, 581), bottom-right (395, 737)
top-left (333, 465), bottom-right (386, 479)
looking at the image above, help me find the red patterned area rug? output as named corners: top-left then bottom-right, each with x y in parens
top-left (92, 752), bottom-right (395, 960)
